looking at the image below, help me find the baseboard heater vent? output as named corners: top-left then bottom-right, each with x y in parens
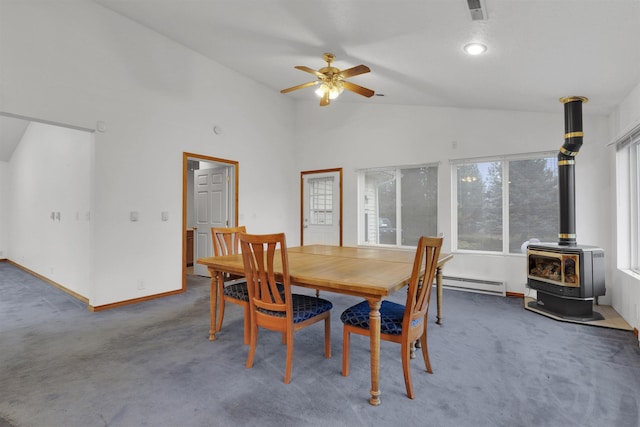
top-left (442, 275), bottom-right (506, 296)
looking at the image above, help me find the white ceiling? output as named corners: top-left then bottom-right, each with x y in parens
top-left (3, 0), bottom-right (640, 161)
top-left (92, 0), bottom-right (640, 114)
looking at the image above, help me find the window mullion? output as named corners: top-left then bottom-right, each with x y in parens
top-left (395, 168), bottom-right (402, 246)
top-left (503, 161), bottom-right (510, 253)
top-left (632, 143), bottom-right (639, 271)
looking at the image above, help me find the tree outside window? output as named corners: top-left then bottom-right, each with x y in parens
top-left (454, 154), bottom-right (558, 253)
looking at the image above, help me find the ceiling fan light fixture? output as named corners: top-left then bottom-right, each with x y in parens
top-left (464, 42), bottom-right (487, 55)
top-left (315, 83), bottom-right (329, 98)
top-left (281, 53), bottom-right (374, 106)
top-left (315, 81), bottom-right (344, 100)
top-left (329, 80), bottom-right (344, 99)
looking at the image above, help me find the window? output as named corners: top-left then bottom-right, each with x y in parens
top-left (358, 164), bottom-right (438, 247)
top-left (452, 152), bottom-right (559, 254)
top-left (616, 126), bottom-right (640, 273)
top-left (309, 177), bottom-right (333, 225)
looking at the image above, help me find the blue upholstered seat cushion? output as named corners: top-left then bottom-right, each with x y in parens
top-left (258, 294), bottom-right (333, 323)
top-left (341, 300), bottom-right (421, 335)
top-left (223, 280), bottom-right (249, 301)
top-left (224, 281), bottom-right (284, 302)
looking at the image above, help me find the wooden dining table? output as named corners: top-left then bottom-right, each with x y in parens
top-left (197, 244), bottom-right (452, 406)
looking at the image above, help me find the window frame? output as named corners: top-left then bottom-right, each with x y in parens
top-left (357, 163), bottom-right (439, 248)
top-left (616, 126), bottom-right (640, 274)
top-left (450, 151), bottom-right (558, 255)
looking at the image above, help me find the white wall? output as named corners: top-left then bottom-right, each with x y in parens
top-left (293, 101), bottom-right (611, 299)
top-left (8, 122), bottom-right (93, 297)
top-left (608, 80), bottom-right (640, 336)
top-left (1, 0), bottom-right (297, 306)
top-left (0, 160), bottom-right (7, 259)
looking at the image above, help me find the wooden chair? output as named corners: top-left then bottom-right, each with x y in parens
top-left (340, 236), bottom-right (443, 399)
top-left (239, 232), bottom-right (332, 384)
top-left (211, 226), bottom-right (250, 345)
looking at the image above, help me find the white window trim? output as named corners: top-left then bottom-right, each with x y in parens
top-left (616, 125), bottom-right (640, 273)
top-left (356, 162), bottom-right (439, 248)
top-left (450, 151), bottom-right (557, 255)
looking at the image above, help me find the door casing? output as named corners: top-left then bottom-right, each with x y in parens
top-left (300, 168), bottom-right (343, 246)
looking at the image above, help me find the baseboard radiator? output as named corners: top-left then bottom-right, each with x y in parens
top-left (441, 275), bottom-right (506, 296)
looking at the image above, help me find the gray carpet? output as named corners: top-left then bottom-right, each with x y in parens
top-left (1, 261), bottom-right (639, 427)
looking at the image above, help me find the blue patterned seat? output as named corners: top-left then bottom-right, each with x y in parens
top-left (224, 280), bottom-right (284, 301)
top-left (222, 280), bottom-right (249, 301)
top-left (259, 294), bottom-right (332, 323)
top-left (340, 300), bottom-right (422, 335)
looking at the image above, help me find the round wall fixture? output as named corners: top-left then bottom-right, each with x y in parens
top-left (213, 125), bottom-right (222, 135)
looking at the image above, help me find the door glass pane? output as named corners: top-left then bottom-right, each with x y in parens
top-left (309, 177), bottom-right (333, 225)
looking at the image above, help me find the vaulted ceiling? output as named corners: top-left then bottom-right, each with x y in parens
top-left (3, 0), bottom-right (640, 160)
top-left (93, 0), bottom-right (640, 114)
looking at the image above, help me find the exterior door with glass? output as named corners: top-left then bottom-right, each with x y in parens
top-left (302, 169), bottom-right (342, 246)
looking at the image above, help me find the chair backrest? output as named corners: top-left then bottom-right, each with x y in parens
top-left (211, 226), bottom-right (247, 256)
top-left (239, 232), bottom-right (291, 317)
top-left (404, 236), bottom-right (443, 331)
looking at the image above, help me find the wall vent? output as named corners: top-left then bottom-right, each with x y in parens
top-left (442, 275), bottom-right (505, 296)
top-left (467, 0), bottom-right (487, 21)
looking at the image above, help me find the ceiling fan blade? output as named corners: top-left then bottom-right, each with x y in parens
top-left (320, 91), bottom-right (330, 106)
top-left (343, 81), bottom-right (375, 98)
top-left (280, 81), bottom-right (318, 94)
top-left (295, 66), bottom-right (326, 79)
top-left (338, 64), bottom-right (371, 79)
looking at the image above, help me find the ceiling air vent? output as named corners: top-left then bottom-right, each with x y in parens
top-left (467, 0), bottom-right (487, 21)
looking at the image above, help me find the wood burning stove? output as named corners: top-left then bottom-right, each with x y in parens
top-left (526, 96), bottom-right (606, 320)
top-left (527, 243), bottom-right (605, 319)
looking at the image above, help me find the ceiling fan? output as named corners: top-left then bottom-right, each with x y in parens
top-left (280, 53), bottom-right (375, 106)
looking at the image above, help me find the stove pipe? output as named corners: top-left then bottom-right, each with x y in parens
top-left (558, 96), bottom-right (588, 247)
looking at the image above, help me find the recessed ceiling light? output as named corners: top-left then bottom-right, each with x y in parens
top-left (464, 43), bottom-right (487, 55)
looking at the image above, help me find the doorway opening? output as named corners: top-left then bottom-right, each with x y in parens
top-left (1, 112), bottom-right (94, 303)
top-left (182, 152), bottom-right (238, 285)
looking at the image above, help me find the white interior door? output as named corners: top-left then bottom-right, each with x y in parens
top-left (302, 170), bottom-right (341, 245)
top-left (193, 166), bottom-right (229, 276)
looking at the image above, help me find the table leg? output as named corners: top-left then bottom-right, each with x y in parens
top-left (436, 266), bottom-right (443, 325)
top-left (366, 298), bottom-right (382, 406)
top-left (209, 268), bottom-right (220, 341)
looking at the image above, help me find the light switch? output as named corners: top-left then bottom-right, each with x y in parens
top-left (130, 211), bottom-right (139, 222)
top-left (161, 211), bottom-right (169, 222)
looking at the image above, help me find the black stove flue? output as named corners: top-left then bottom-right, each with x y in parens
top-left (558, 96), bottom-right (587, 247)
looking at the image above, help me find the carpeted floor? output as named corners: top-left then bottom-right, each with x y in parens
top-left (1, 261), bottom-right (640, 427)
